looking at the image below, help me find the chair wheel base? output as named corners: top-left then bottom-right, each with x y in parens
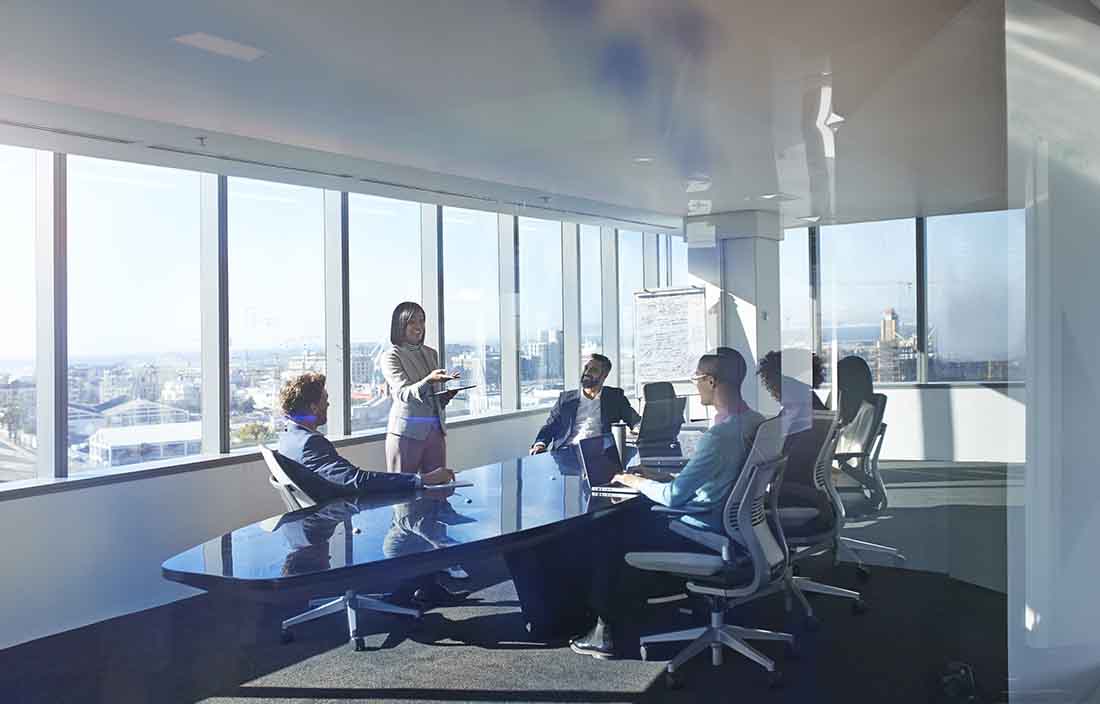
top-left (785, 641), bottom-right (801, 660)
top-left (804, 615), bottom-right (821, 631)
top-left (665, 671), bottom-right (684, 690)
top-left (856, 565), bottom-right (872, 582)
top-left (768, 670), bottom-right (785, 689)
top-left (279, 629), bottom-right (293, 644)
top-left (852, 599), bottom-right (868, 615)
top-left (352, 637), bottom-right (366, 652)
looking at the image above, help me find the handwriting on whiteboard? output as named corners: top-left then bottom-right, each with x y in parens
top-left (634, 289), bottom-right (708, 386)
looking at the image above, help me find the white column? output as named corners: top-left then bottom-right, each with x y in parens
top-left (323, 190), bottom-right (350, 437)
top-left (642, 232), bottom-right (661, 289)
top-left (561, 222), bottom-right (581, 390)
top-left (419, 205), bottom-right (442, 353)
top-left (199, 173), bottom-right (229, 454)
top-left (498, 214), bottom-right (519, 411)
top-left (35, 152), bottom-right (68, 477)
top-left (600, 227), bottom-right (621, 386)
top-left (686, 210), bottom-right (782, 414)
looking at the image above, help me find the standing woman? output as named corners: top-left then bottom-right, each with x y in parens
top-left (381, 302), bottom-right (459, 475)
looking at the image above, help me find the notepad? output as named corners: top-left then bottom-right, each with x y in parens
top-left (423, 481), bottom-right (473, 489)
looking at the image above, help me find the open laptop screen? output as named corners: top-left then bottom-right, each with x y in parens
top-left (575, 434), bottom-right (624, 487)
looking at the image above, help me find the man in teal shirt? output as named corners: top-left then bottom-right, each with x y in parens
top-left (570, 350), bottom-right (761, 659)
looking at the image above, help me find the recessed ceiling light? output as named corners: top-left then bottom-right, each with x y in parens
top-left (822, 71), bottom-right (832, 77)
top-left (758, 192), bottom-right (798, 201)
top-left (174, 32), bottom-right (266, 62)
top-left (799, 215), bottom-right (822, 223)
top-left (684, 176), bottom-right (711, 193)
top-left (632, 156), bottom-right (655, 164)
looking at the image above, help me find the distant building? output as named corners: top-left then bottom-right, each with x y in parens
top-left (88, 421), bottom-right (202, 467)
top-left (102, 399), bottom-right (191, 427)
top-left (161, 377), bottom-right (201, 411)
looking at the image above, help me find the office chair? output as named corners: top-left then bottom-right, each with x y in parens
top-left (776, 412), bottom-right (867, 626)
top-left (629, 416), bottom-right (794, 688)
top-left (259, 445), bottom-right (421, 651)
top-left (637, 382), bottom-right (687, 459)
top-left (833, 394), bottom-right (906, 571)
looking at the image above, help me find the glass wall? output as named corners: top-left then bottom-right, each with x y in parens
top-left (820, 218), bottom-right (918, 383)
top-left (579, 224), bottom-right (603, 362)
top-left (0, 145), bottom-right (37, 481)
top-left (67, 156), bottom-right (202, 470)
top-left (926, 210), bottom-right (1025, 382)
top-left (779, 228), bottom-right (812, 350)
top-left (227, 178), bottom-right (325, 448)
top-left (348, 194), bottom-right (422, 433)
top-left (618, 230), bottom-right (644, 396)
top-left (517, 217), bottom-right (564, 408)
top-left (442, 207), bottom-right (501, 418)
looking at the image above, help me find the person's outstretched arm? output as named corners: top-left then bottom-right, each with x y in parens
top-left (531, 393), bottom-right (566, 453)
top-left (301, 434), bottom-right (421, 492)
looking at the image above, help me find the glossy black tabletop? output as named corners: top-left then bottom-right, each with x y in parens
top-left (162, 448), bottom-right (646, 595)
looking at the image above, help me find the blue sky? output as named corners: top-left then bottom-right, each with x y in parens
top-left (0, 145), bottom-right (1026, 373)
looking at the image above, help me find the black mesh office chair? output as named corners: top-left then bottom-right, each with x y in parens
top-left (259, 444), bottom-right (420, 651)
top-left (776, 412), bottom-right (867, 626)
top-left (834, 394), bottom-right (905, 570)
top-left (628, 416), bottom-right (794, 688)
top-left (637, 382), bottom-right (687, 459)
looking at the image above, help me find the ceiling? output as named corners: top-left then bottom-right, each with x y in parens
top-left (0, 0), bottom-right (1008, 227)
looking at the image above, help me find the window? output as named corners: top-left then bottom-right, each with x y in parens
top-left (579, 224), bottom-right (603, 363)
top-left (517, 217), bottom-right (564, 408)
top-left (0, 145), bottom-right (37, 481)
top-left (348, 194), bottom-right (422, 433)
top-left (780, 228), bottom-right (812, 350)
top-left (618, 230), bottom-right (644, 397)
top-left (68, 156), bottom-right (202, 471)
top-left (926, 210), bottom-right (1025, 381)
top-left (820, 218), bottom-right (917, 383)
top-left (669, 235), bottom-right (690, 287)
top-left (228, 178), bottom-right (325, 448)
top-left (442, 208), bottom-right (501, 418)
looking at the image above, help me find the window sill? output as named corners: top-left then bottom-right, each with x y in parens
top-left (0, 406), bottom-right (550, 503)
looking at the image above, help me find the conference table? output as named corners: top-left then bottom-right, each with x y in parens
top-left (162, 446), bottom-right (670, 646)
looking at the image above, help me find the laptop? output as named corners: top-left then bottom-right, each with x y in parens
top-left (576, 435), bottom-right (639, 495)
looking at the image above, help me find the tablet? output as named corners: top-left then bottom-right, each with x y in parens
top-left (432, 384), bottom-right (477, 396)
top-left (423, 480), bottom-right (474, 489)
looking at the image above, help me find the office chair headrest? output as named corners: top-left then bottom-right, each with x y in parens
top-left (643, 381), bottom-right (676, 402)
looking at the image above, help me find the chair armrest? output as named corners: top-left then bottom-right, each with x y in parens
top-left (651, 505), bottom-right (708, 515)
top-left (668, 521), bottom-right (731, 560)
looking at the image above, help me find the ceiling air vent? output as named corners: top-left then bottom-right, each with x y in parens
top-left (0, 119), bottom-right (136, 144)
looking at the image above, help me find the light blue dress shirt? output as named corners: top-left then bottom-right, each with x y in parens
top-left (635, 414), bottom-right (751, 530)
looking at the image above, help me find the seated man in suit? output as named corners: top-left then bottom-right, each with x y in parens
top-left (529, 353), bottom-right (641, 454)
top-left (278, 372), bottom-right (467, 606)
top-left (278, 372), bottom-right (454, 501)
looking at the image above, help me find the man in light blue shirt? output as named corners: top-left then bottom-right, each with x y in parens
top-left (570, 351), bottom-right (760, 660)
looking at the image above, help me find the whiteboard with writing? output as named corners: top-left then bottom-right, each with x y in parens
top-left (633, 287), bottom-right (708, 387)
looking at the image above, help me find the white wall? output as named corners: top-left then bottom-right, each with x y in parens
top-left (877, 385), bottom-right (1026, 463)
top-left (0, 412), bottom-right (545, 651)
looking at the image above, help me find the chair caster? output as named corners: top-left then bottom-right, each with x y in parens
top-left (639, 645), bottom-right (648, 661)
top-left (852, 598), bottom-right (868, 615)
top-left (804, 615), bottom-right (821, 631)
top-left (279, 628), bottom-right (293, 644)
top-left (791, 564), bottom-right (801, 577)
top-left (352, 637), bottom-right (366, 652)
top-left (856, 565), bottom-right (872, 582)
top-left (665, 671), bottom-right (684, 690)
top-left (768, 670), bottom-right (785, 689)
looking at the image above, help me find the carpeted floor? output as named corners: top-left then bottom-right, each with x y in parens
top-left (1, 464), bottom-right (1012, 704)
